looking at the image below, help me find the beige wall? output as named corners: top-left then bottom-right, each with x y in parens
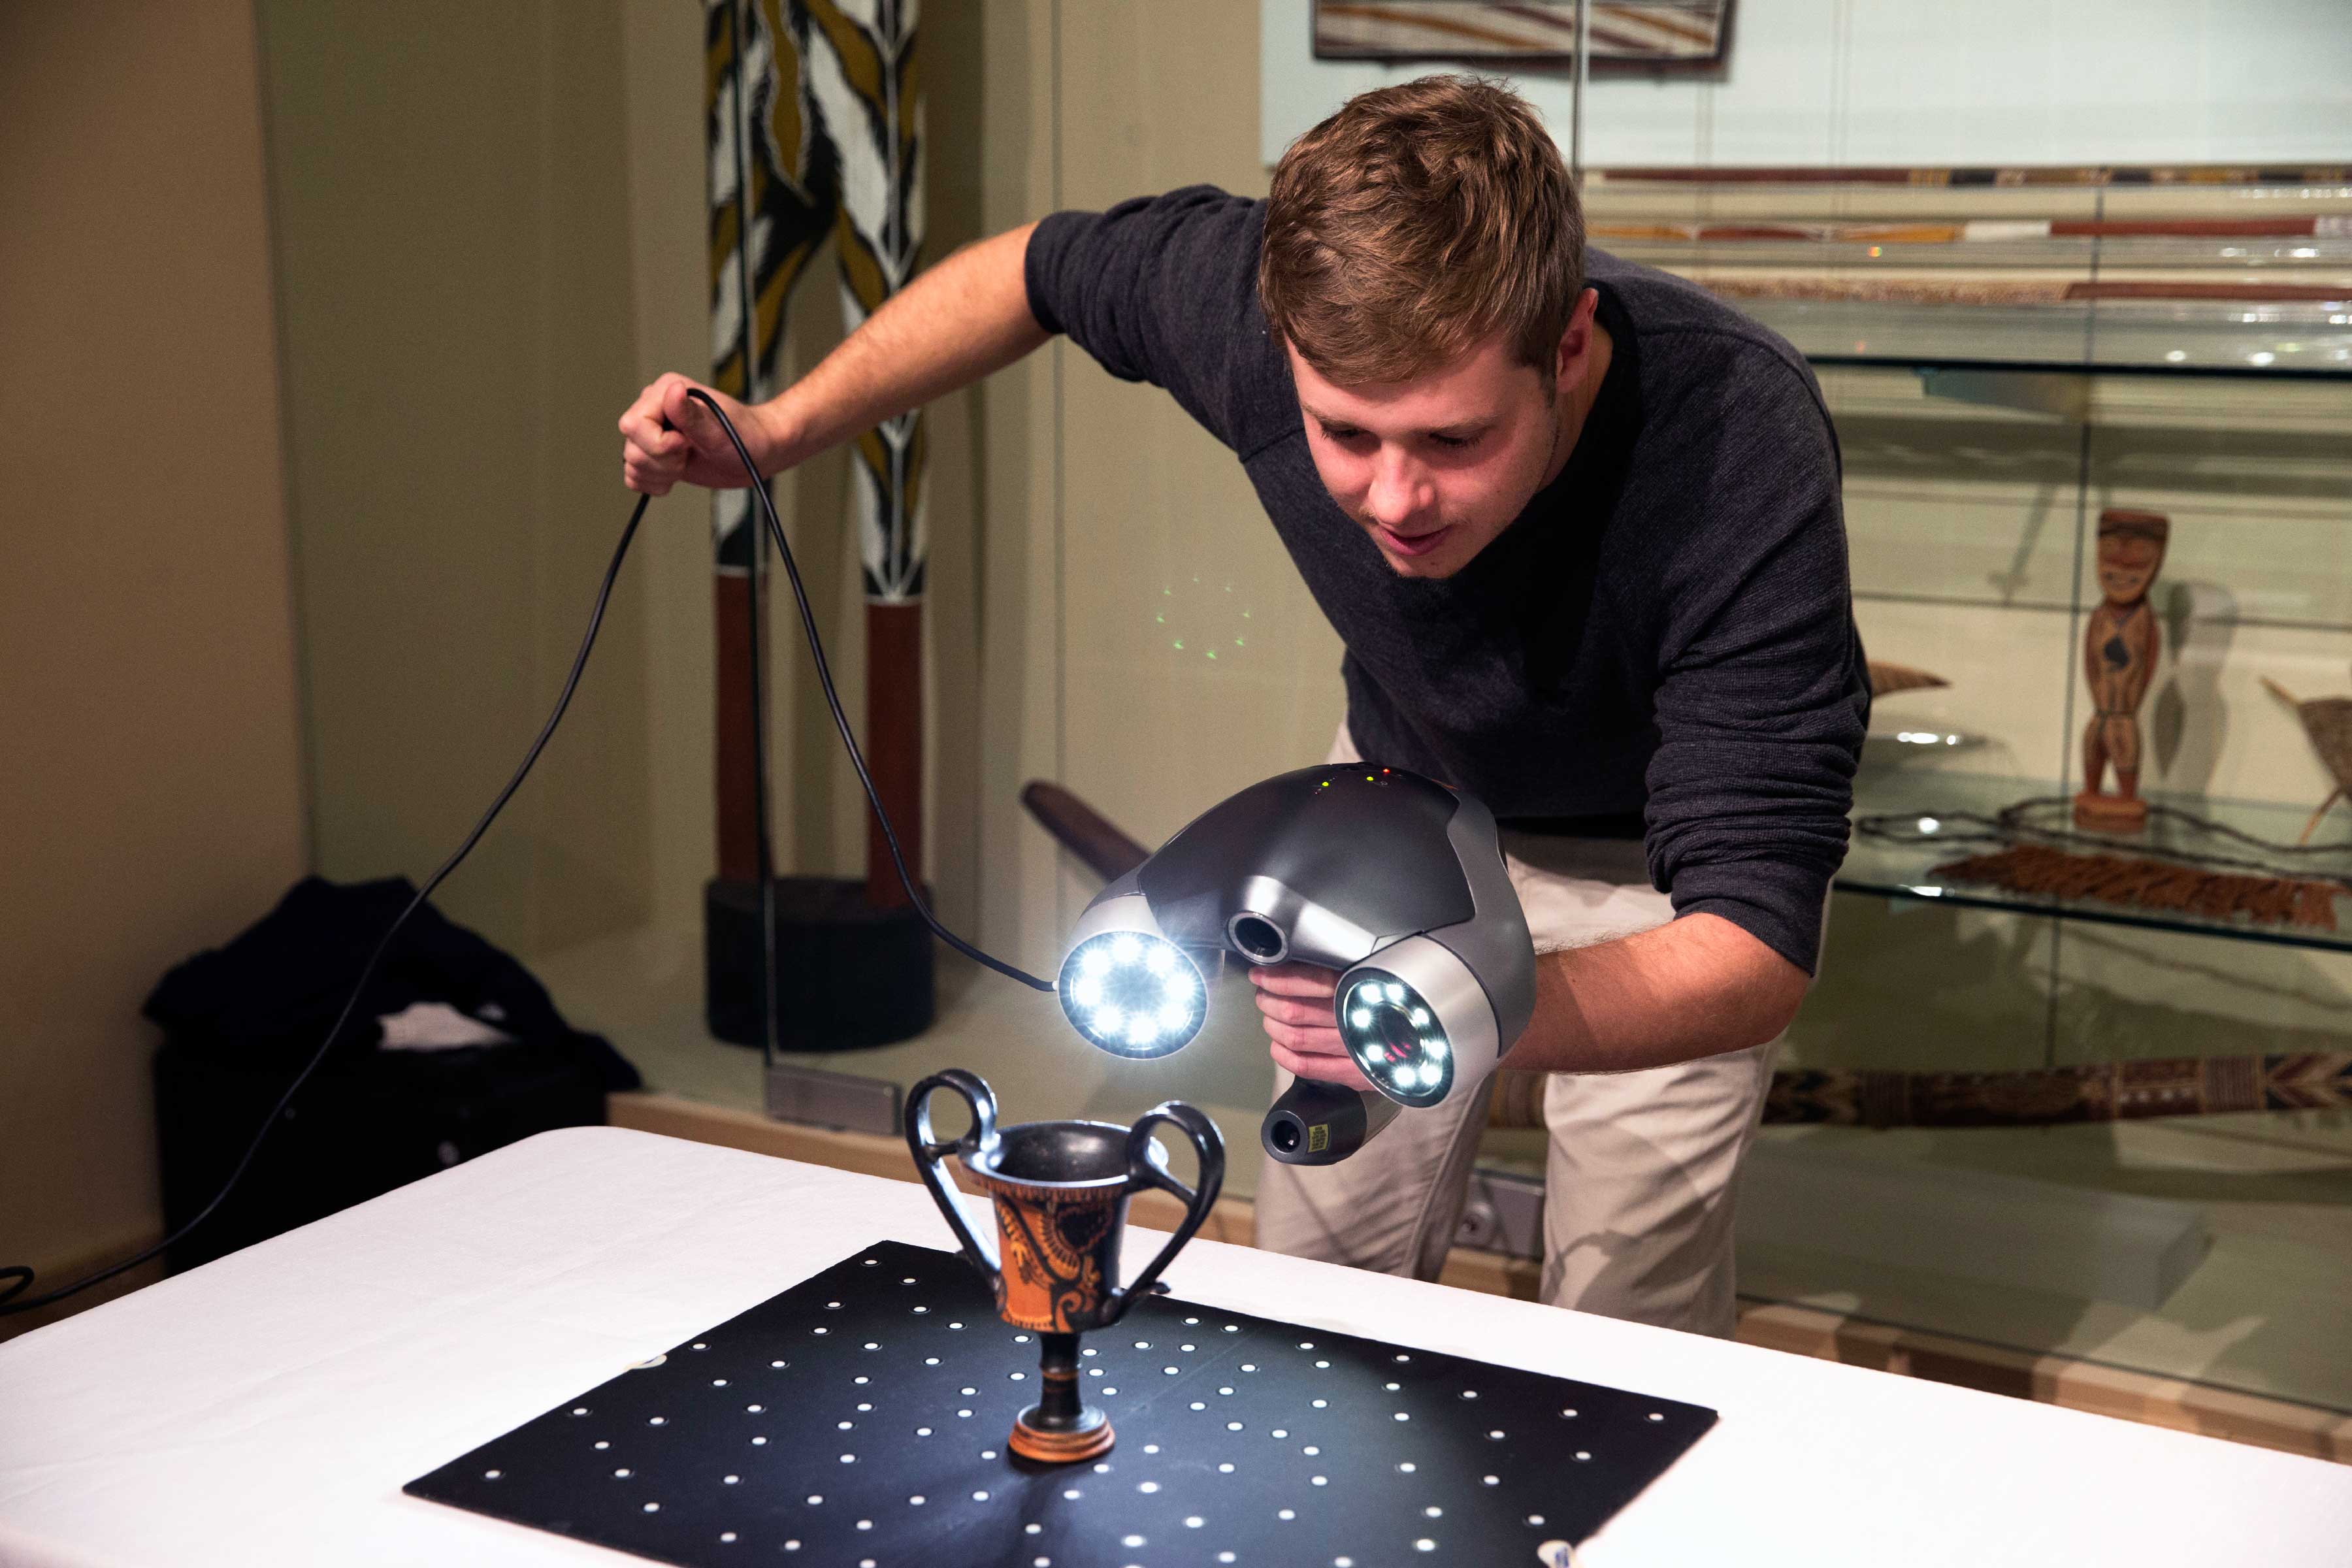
top-left (259, 0), bottom-right (655, 960)
top-left (0, 1), bottom-right (308, 1317)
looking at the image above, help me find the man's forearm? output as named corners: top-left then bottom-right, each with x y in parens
top-left (1501, 911), bottom-right (1808, 1075)
top-left (756, 221), bottom-right (1049, 472)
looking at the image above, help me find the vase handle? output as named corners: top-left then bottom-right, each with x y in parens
top-left (1098, 1101), bottom-right (1224, 1328)
top-left (904, 1069), bottom-right (1000, 1282)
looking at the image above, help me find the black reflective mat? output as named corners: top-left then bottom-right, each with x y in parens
top-left (407, 1241), bottom-right (1714, 1566)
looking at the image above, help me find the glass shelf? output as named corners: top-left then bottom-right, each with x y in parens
top-left (1748, 296), bottom-right (2352, 378)
top-left (1838, 768), bottom-right (2352, 953)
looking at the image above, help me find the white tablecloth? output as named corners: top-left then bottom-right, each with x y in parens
top-left (2, 1126), bottom-right (2346, 1566)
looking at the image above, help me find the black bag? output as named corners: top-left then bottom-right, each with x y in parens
top-left (146, 877), bottom-right (639, 1272)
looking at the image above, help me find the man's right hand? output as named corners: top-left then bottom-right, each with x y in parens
top-left (617, 373), bottom-right (790, 495)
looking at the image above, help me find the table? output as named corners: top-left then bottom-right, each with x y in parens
top-left (3, 1127), bottom-right (2347, 1565)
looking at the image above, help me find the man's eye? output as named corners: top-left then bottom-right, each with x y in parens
top-left (1430, 433), bottom-right (1482, 451)
top-left (1320, 425), bottom-right (1367, 443)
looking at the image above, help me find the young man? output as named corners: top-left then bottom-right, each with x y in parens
top-left (621, 78), bottom-right (1867, 1337)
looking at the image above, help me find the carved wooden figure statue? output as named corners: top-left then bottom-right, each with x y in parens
top-left (2074, 508), bottom-right (2170, 832)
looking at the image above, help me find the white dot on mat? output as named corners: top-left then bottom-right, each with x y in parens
top-left (916, 1427), bottom-right (932, 1437)
top-left (1218, 1461), bottom-right (1235, 1473)
top-left (862, 1343), bottom-right (879, 1352)
top-left (772, 1360), bottom-right (787, 1369)
top-left (783, 1543), bottom-right (800, 1553)
top-left (1083, 1347), bottom-right (1098, 1358)
top-left (649, 1416), bottom-right (667, 1426)
top-left (1415, 1540), bottom-right (1436, 1552)
top-left (925, 1356), bottom-right (940, 1365)
top-left (1164, 1366), bottom-right (1180, 1375)
top-left (1271, 1429), bottom-right (1288, 1439)
top-left (1312, 1399), bottom-right (1328, 1409)
top-left (961, 1386), bottom-right (977, 1396)
top-left (572, 1407), bottom-right (589, 1416)
top-left (594, 1441), bottom-right (610, 1451)
top-left (1123, 1535), bottom-right (1145, 1548)
top-left (1094, 1462), bottom-right (1113, 1474)
top-left (1315, 1360), bottom-right (1330, 1369)
top-left (838, 1421), bottom-right (854, 1431)
top-left (1461, 1390), bottom-right (1477, 1400)
top-left (483, 1469), bottom-right (500, 1480)
top-left (1185, 1316), bottom-right (1200, 1325)
top-left (1561, 1408), bottom-right (1578, 1419)
top-left (1026, 1524), bottom-right (1043, 1535)
top-left (1063, 1488), bottom-right (1082, 1501)
top-left (857, 1403), bottom-right (872, 1412)
top-left (1143, 1444), bottom-right (1160, 1454)
top-left (981, 1450), bottom-right (998, 1461)
top-left (1527, 1514), bottom-right (1546, 1526)
top-left (958, 1410), bottom-right (973, 1418)
top-left (1483, 1475), bottom-right (1499, 1486)
top-left (1311, 1475), bottom-right (1328, 1486)
top-left (1386, 1382), bottom-right (1401, 1392)
top-left (1395, 1353), bottom-right (1411, 1363)
top-left (1220, 1387), bottom-right (1234, 1395)
top-left (949, 1322), bottom-right (964, 1330)
top-left (1104, 1388), bottom-right (1119, 1396)
top-left (723, 1473), bottom-right (741, 1485)
top-left (908, 1494), bottom-right (926, 1505)
top-left (857, 1520), bottom-right (872, 1531)
top-left (1190, 1402), bottom-right (1206, 1411)
top-left (1224, 1325), bottom-right (1239, 1333)
top-left (1139, 1481), bottom-right (1160, 1494)
top-left (839, 1454), bottom-right (856, 1464)
top-left (902, 1277), bottom-right (915, 1284)
top-left (1181, 1343), bottom-right (1196, 1352)
top-left (1089, 1369), bottom-right (1104, 1378)
top-left (693, 1341), bottom-right (708, 1350)
top-left (1034, 1560), bottom-right (1049, 1568)
top-left (862, 1258), bottom-right (878, 1266)
top-left (1241, 1363), bottom-right (1257, 1373)
top-left (719, 1532), bottom-right (736, 1544)
top-left (1226, 1421), bottom-right (1243, 1431)
top-left (814, 1329), bottom-right (828, 1336)
top-left (1304, 1445), bottom-right (1320, 1456)
top-left (1016, 1333), bottom-right (1031, 1343)
top-left (1298, 1341), bottom-right (1313, 1350)
top-left (1649, 1411), bottom-right (1666, 1422)
top-left (827, 1301), bottom-right (841, 1309)
top-left (1011, 1373), bottom-right (1026, 1381)
top-left (972, 1490), bottom-right (990, 1502)
top-left (1426, 1506), bottom-right (1443, 1518)
top-left (713, 1378), bottom-right (728, 1387)
top-left (1488, 1429), bottom-right (1505, 1440)
top-left (1398, 1462), bottom-right (1416, 1474)
top-left (808, 1495), bottom-right (823, 1505)
top-left (1219, 1556), bottom-right (1237, 1564)
top-left (1337, 1559), bottom-right (1354, 1567)
top-left (642, 1503), bottom-right (659, 1514)
top-left (1135, 1340), bottom-right (1151, 1350)
top-left (913, 1307), bottom-right (928, 1315)
top-left (1575, 1451), bottom-right (1592, 1462)
top-left (751, 1437), bottom-right (767, 1446)
top-left (1394, 1412), bottom-right (1410, 1422)
top-left (747, 1404), bottom-right (764, 1414)
top-left (1185, 1516), bottom-right (1203, 1528)
top-left (613, 1468), bottom-right (632, 1478)
top-left (1278, 1508), bottom-right (1296, 1521)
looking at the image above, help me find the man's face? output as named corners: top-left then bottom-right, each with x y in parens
top-left (1288, 324), bottom-right (1571, 580)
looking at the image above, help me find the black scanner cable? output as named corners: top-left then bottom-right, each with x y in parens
top-left (0, 390), bottom-right (1049, 1317)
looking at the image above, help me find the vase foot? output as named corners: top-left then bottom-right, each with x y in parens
top-left (2072, 791), bottom-right (2148, 832)
top-left (1009, 1403), bottom-right (1114, 1464)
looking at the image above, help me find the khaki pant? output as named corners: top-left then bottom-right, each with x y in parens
top-left (1252, 727), bottom-right (1784, 1338)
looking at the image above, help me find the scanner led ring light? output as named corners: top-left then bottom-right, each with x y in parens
top-left (1339, 970), bottom-right (1453, 1107)
top-left (1056, 930), bottom-right (1206, 1058)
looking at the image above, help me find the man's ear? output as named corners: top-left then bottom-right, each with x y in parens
top-left (1553, 287), bottom-right (1601, 383)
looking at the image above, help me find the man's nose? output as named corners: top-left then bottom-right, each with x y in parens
top-left (1364, 449), bottom-right (1431, 527)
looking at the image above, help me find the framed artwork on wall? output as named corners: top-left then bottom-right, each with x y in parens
top-left (1310, 0), bottom-right (1734, 70)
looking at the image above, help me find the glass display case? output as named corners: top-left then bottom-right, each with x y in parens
top-left (1526, 166), bottom-right (2352, 1424)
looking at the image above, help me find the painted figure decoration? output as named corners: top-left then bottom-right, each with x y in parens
top-left (904, 1070), bottom-right (1224, 1463)
top-left (2074, 509), bottom-right (2170, 832)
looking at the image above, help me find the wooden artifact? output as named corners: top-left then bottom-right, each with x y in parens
top-left (2260, 675), bottom-right (2352, 845)
top-left (2074, 509), bottom-right (2169, 832)
top-left (1867, 660), bottom-right (1949, 698)
top-left (1931, 843), bottom-right (2339, 933)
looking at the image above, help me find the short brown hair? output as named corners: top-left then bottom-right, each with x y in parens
top-left (1260, 76), bottom-right (1584, 388)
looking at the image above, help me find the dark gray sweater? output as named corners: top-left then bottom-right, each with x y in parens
top-left (1026, 187), bottom-right (1867, 974)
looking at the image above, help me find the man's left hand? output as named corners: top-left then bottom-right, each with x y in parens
top-left (1248, 961), bottom-right (1374, 1091)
